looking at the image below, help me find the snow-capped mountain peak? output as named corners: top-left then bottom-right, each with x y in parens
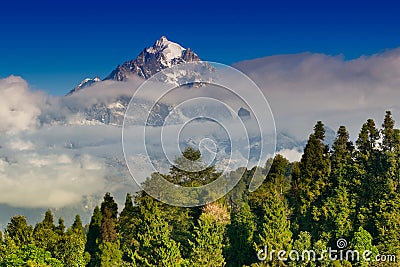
top-left (104, 36), bottom-right (200, 81)
top-left (146, 36), bottom-right (186, 67)
top-left (67, 76), bottom-right (101, 95)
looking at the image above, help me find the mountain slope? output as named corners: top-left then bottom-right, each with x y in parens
top-left (104, 36), bottom-right (200, 81)
top-left (67, 76), bottom-right (101, 95)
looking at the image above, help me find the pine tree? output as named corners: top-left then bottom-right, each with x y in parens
top-left (71, 215), bottom-right (84, 236)
top-left (131, 197), bottom-right (185, 266)
top-left (5, 215), bottom-right (33, 247)
top-left (55, 217), bottom-right (66, 236)
top-left (101, 208), bottom-right (117, 243)
top-left (382, 110), bottom-right (396, 151)
top-left (32, 210), bottom-right (58, 255)
top-left (55, 218), bottom-right (87, 267)
top-left (226, 203), bottom-right (257, 267)
top-left (100, 193), bottom-right (118, 221)
top-left (85, 206), bottom-right (102, 266)
top-left (118, 193), bottom-right (137, 262)
top-left (254, 191), bottom-right (292, 267)
top-left (317, 126), bottom-right (356, 243)
top-left (290, 121), bottom-right (331, 238)
top-left (249, 154), bottom-right (291, 213)
top-left (189, 203), bottom-right (229, 267)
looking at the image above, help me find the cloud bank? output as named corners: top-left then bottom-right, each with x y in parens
top-left (234, 48), bottom-right (400, 140)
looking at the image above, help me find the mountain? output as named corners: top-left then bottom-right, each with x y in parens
top-left (104, 36), bottom-right (200, 81)
top-left (67, 76), bottom-right (101, 95)
top-left (66, 36), bottom-right (201, 95)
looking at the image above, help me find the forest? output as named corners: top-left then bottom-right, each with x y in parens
top-left (0, 111), bottom-right (399, 266)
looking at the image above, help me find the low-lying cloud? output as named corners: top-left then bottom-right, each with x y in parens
top-left (234, 49), bottom-right (400, 140)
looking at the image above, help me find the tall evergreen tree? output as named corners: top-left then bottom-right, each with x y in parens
top-left (32, 210), bottom-right (58, 256)
top-left (100, 193), bottom-right (118, 221)
top-left (382, 110), bottom-right (396, 151)
top-left (85, 206), bottom-right (102, 267)
top-left (5, 215), bottom-right (33, 248)
top-left (226, 203), bottom-right (257, 267)
top-left (316, 126), bottom-right (356, 243)
top-left (189, 203), bottom-right (229, 267)
top-left (56, 217), bottom-right (66, 236)
top-left (290, 121), bottom-right (331, 238)
top-left (55, 217), bottom-right (87, 267)
top-left (131, 197), bottom-right (185, 266)
top-left (100, 208), bottom-right (117, 243)
top-left (254, 191), bottom-right (292, 267)
top-left (118, 193), bottom-right (137, 262)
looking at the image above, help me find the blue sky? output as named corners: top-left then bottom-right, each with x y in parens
top-left (1, 0), bottom-right (400, 95)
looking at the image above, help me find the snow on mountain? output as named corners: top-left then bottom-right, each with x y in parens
top-left (104, 36), bottom-right (200, 81)
top-left (67, 76), bottom-right (101, 95)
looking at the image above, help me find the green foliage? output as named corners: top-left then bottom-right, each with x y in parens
top-left (350, 227), bottom-right (378, 267)
top-left (56, 218), bottom-right (66, 235)
top-left (131, 197), bottom-right (186, 266)
top-left (226, 203), bottom-right (257, 267)
top-left (85, 206), bottom-right (102, 266)
top-left (96, 241), bottom-right (122, 267)
top-left (289, 231), bottom-right (312, 267)
top-left (6, 215), bottom-right (33, 247)
top-left (32, 210), bottom-right (59, 256)
top-left (254, 191), bottom-right (292, 267)
top-left (290, 121), bottom-right (331, 238)
top-left (71, 215), bottom-right (85, 236)
top-left (55, 231), bottom-right (87, 267)
top-left (100, 193), bottom-right (118, 221)
top-left (189, 203), bottom-right (229, 267)
top-left (101, 208), bottom-right (117, 243)
top-left (0, 244), bottom-right (63, 267)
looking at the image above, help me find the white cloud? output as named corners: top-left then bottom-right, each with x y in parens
top-left (0, 153), bottom-right (105, 208)
top-left (8, 138), bottom-right (36, 151)
top-left (0, 76), bottom-right (45, 134)
top-left (234, 48), bottom-right (400, 140)
top-left (276, 148), bottom-right (303, 162)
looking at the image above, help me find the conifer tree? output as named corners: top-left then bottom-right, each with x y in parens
top-left (255, 191), bottom-right (292, 267)
top-left (101, 208), bottom-right (117, 243)
top-left (100, 192), bottom-right (118, 221)
top-left (118, 193), bottom-right (137, 262)
top-left (226, 203), bottom-right (257, 267)
top-left (5, 215), bottom-right (33, 248)
top-left (56, 217), bottom-right (66, 236)
top-left (71, 215), bottom-right (85, 236)
top-left (55, 216), bottom-right (87, 267)
top-left (350, 226), bottom-right (379, 267)
top-left (131, 197), bottom-right (185, 266)
top-left (32, 210), bottom-right (58, 256)
top-left (290, 121), bottom-right (331, 238)
top-left (85, 206), bottom-right (102, 266)
top-left (317, 126), bottom-right (356, 243)
top-left (189, 203), bottom-right (229, 267)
